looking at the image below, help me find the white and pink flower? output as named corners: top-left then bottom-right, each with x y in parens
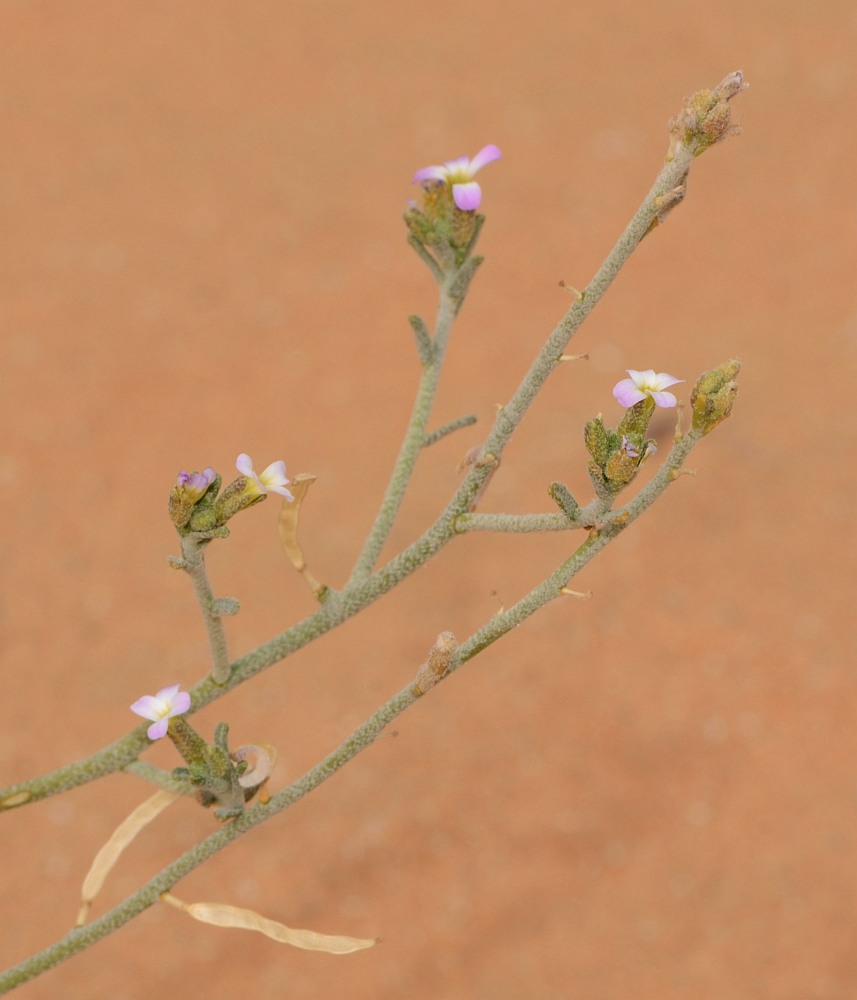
top-left (413, 144), bottom-right (502, 211)
top-left (613, 369), bottom-right (683, 409)
top-left (235, 454), bottom-right (294, 501)
top-left (131, 684), bottom-right (191, 740)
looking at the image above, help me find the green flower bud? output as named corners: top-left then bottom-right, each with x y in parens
top-left (690, 359), bottom-right (741, 435)
top-left (604, 446), bottom-right (639, 488)
top-left (584, 415), bottom-right (612, 466)
top-left (617, 397), bottom-right (655, 439)
top-left (168, 468), bottom-right (220, 529)
top-left (213, 476), bottom-right (266, 524)
top-left (549, 481), bottom-right (580, 520)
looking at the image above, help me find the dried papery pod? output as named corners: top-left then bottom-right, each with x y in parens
top-left (277, 474), bottom-right (325, 597)
top-left (77, 789), bottom-right (181, 926)
top-left (161, 893), bottom-right (378, 954)
top-left (231, 743), bottom-right (278, 802)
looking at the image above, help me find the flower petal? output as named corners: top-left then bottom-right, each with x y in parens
top-left (147, 719), bottom-right (169, 740)
top-left (171, 691), bottom-right (192, 714)
top-left (130, 696), bottom-right (161, 722)
top-left (259, 461), bottom-right (288, 486)
top-left (468, 144), bottom-right (502, 173)
top-left (413, 165), bottom-right (447, 183)
top-left (652, 372), bottom-right (683, 390)
top-left (154, 683), bottom-right (181, 702)
top-left (442, 155), bottom-right (470, 174)
top-left (235, 453), bottom-right (254, 477)
top-left (612, 379), bottom-right (646, 407)
top-left (650, 390), bottom-right (678, 408)
top-left (452, 182), bottom-right (482, 211)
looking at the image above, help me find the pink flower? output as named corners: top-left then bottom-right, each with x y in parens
top-left (235, 454), bottom-right (294, 501)
top-left (620, 436), bottom-right (640, 459)
top-left (613, 369), bottom-right (684, 409)
top-left (175, 467), bottom-right (216, 501)
top-left (131, 684), bottom-right (191, 740)
top-left (413, 144), bottom-right (502, 211)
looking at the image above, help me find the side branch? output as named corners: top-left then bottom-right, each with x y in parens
top-left (455, 512), bottom-right (580, 533)
top-left (171, 533), bottom-right (236, 684)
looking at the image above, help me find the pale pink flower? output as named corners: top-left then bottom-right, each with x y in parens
top-left (175, 467), bottom-right (216, 501)
top-left (620, 436), bottom-right (640, 459)
top-left (235, 453), bottom-right (294, 501)
top-left (613, 369), bottom-right (683, 409)
top-left (413, 144), bottom-right (502, 211)
top-left (131, 684), bottom-right (191, 740)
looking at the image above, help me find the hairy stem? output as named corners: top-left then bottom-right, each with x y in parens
top-left (177, 534), bottom-right (233, 684)
top-left (347, 279), bottom-right (460, 583)
top-left (455, 512), bottom-right (582, 533)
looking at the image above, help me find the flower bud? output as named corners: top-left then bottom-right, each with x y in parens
top-left (690, 359), bottom-right (741, 435)
top-left (617, 397), bottom-right (655, 439)
top-left (168, 468), bottom-right (219, 529)
top-left (585, 419), bottom-right (653, 496)
top-left (604, 443), bottom-right (639, 488)
top-left (584, 415), bottom-right (612, 466)
top-left (213, 475), bottom-right (266, 523)
top-left (670, 71), bottom-right (748, 157)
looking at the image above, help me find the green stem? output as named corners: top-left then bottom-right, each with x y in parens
top-left (455, 512), bottom-right (581, 533)
top-left (423, 414), bottom-right (477, 448)
top-left (178, 534), bottom-right (233, 684)
top-left (347, 275), bottom-right (459, 583)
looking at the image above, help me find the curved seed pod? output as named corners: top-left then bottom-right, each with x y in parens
top-left (162, 893), bottom-right (377, 954)
top-left (231, 743), bottom-right (278, 802)
top-left (277, 475), bottom-right (325, 597)
top-left (77, 789), bottom-right (180, 926)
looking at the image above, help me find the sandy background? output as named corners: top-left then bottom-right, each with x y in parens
top-left (1, 2), bottom-right (856, 998)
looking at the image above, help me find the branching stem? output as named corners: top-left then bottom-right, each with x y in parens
top-left (0, 70), bottom-right (744, 987)
top-left (0, 427), bottom-right (702, 994)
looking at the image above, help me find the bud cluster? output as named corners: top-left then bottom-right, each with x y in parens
top-left (168, 717), bottom-right (271, 822)
top-left (406, 144), bottom-right (499, 271)
top-left (670, 71), bottom-right (748, 158)
top-left (690, 359), bottom-right (741, 435)
top-left (585, 397), bottom-right (658, 497)
top-left (405, 188), bottom-right (483, 270)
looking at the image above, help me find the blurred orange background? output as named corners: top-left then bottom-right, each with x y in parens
top-left (2, 3), bottom-right (855, 998)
